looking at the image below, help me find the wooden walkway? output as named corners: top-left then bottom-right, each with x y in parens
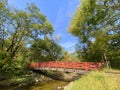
top-left (28, 61), bottom-right (103, 73)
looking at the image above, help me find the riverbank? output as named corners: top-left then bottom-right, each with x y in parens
top-left (0, 80), bottom-right (68, 90)
top-left (64, 70), bottom-right (120, 90)
top-left (0, 70), bottom-right (78, 88)
top-left (0, 73), bottom-right (52, 88)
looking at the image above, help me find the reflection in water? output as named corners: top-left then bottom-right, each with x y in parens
top-left (0, 80), bottom-right (68, 90)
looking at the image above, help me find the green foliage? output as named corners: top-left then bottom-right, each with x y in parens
top-left (107, 34), bottom-right (120, 69)
top-left (0, 0), bottom-right (54, 76)
top-left (62, 51), bottom-right (79, 62)
top-left (29, 37), bottom-right (63, 62)
top-left (68, 71), bottom-right (120, 90)
top-left (68, 0), bottom-right (120, 68)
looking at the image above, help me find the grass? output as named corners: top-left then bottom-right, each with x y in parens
top-left (103, 68), bottom-right (120, 72)
top-left (67, 71), bottom-right (120, 90)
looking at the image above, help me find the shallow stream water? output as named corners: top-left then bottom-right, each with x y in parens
top-left (0, 80), bottom-right (68, 90)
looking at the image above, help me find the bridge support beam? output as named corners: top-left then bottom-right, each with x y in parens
top-left (32, 69), bottom-right (83, 81)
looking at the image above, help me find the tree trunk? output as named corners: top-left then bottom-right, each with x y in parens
top-left (103, 53), bottom-right (110, 68)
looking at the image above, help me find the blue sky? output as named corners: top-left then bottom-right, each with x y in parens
top-left (8, 0), bottom-right (79, 53)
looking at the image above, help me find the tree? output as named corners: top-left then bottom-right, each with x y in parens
top-left (0, 0), bottom-right (54, 75)
top-left (5, 3), bottom-right (53, 60)
top-left (29, 37), bottom-right (63, 62)
top-left (107, 34), bottom-right (120, 68)
top-left (68, 0), bottom-right (120, 68)
top-left (61, 50), bottom-right (79, 62)
top-left (0, 0), bottom-right (9, 60)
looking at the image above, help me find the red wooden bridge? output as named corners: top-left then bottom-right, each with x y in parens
top-left (28, 61), bottom-right (103, 74)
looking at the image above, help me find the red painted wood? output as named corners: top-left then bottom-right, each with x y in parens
top-left (28, 61), bottom-right (103, 71)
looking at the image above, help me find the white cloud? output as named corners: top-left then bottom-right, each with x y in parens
top-left (61, 41), bottom-right (76, 53)
top-left (61, 42), bottom-right (75, 48)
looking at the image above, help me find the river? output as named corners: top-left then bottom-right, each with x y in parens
top-left (0, 80), bottom-right (69, 90)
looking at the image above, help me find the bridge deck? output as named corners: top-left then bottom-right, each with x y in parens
top-left (28, 61), bottom-right (103, 72)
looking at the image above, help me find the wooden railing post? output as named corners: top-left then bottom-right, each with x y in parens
top-left (98, 62), bottom-right (102, 70)
top-left (85, 62), bottom-right (88, 71)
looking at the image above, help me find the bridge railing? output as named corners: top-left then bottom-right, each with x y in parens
top-left (28, 61), bottom-right (104, 71)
